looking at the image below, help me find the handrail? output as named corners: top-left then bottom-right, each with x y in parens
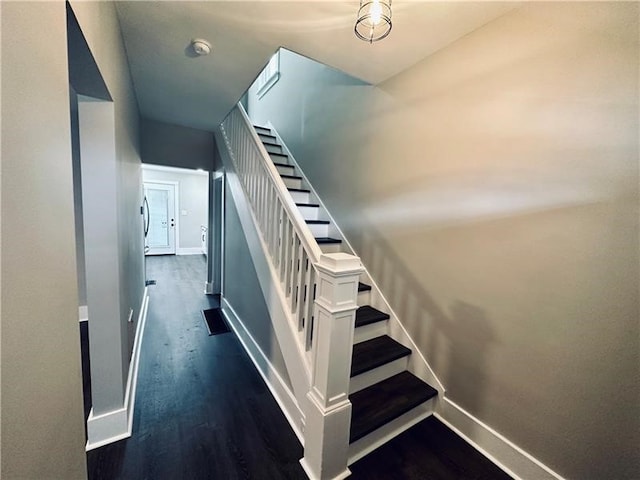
top-left (220, 104), bottom-right (323, 352)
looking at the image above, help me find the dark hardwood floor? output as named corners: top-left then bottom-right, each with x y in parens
top-left (85, 255), bottom-right (511, 480)
top-left (86, 255), bottom-right (306, 480)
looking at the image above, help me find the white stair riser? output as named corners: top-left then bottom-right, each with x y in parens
top-left (349, 357), bottom-right (408, 394)
top-left (353, 320), bottom-right (388, 344)
top-left (298, 205), bottom-right (319, 220)
top-left (269, 154), bottom-right (287, 163)
top-left (282, 176), bottom-right (303, 189)
top-left (319, 243), bottom-right (342, 254)
top-left (275, 164), bottom-right (295, 176)
top-left (264, 143), bottom-right (282, 154)
top-left (307, 223), bottom-right (329, 238)
top-left (348, 398), bottom-right (436, 465)
top-left (289, 190), bottom-right (310, 203)
top-left (357, 289), bottom-right (371, 306)
top-left (258, 134), bottom-right (275, 142)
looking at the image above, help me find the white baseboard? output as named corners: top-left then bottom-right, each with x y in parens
top-left (221, 297), bottom-right (305, 444)
top-left (86, 287), bottom-right (150, 451)
top-left (176, 247), bottom-right (204, 255)
top-left (85, 406), bottom-right (129, 450)
top-left (300, 459), bottom-right (351, 480)
top-left (436, 398), bottom-right (564, 480)
top-left (204, 281), bottom-right (214, 295)
top-left (79, 305), bottom-right (88, 323)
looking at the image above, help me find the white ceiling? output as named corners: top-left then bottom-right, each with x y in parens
top-left (115, 1), bottom-right (518, 132)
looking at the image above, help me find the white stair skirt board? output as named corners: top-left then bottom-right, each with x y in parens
top-left (221, 297), bottom-right (305, 444)
top-left (86, 288), bottom-right (150, 451)
top-left (348, 397), bottom-right (437, 465)
top-left (436, 399), bottom-right (565, 480)
top-left (79, 305), bottom-right (89, 322)
top-left (353, 319), bottom-right (387, 345)
top-left (349, 357), bottom-right (408, 394)
top-left (176, 247), bottom-right (204, 255)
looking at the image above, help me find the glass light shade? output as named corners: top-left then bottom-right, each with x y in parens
top-left (354, 0), bottom-right (392, 43)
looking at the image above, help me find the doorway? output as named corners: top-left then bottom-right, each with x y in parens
top-left (144, 181), bottom-right (177, 255)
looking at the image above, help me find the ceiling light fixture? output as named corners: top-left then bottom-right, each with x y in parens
top-left (354, 0), bottom-right (392, 43)
top-left (191, 38), bottom-right (211, 56)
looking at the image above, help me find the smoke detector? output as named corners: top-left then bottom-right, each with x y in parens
top-left (191, 39), bottom-right (211, 56)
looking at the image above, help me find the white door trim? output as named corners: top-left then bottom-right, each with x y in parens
top-left (142, 163), bottom-right (208, 177)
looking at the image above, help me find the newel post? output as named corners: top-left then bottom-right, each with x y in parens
top-left (300, 252), bottom-right (364, 480)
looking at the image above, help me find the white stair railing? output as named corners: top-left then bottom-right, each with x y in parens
top-left (221, 104), bottom-right (363, 480)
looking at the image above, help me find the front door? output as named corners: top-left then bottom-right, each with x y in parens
top-left (144, 182), bottom-right (176, 255)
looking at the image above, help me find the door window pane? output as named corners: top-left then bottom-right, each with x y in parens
top-left (147, 188), bottom-right (169, 247)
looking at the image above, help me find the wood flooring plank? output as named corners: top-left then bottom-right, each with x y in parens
top-left (86, 255), bottom-right (306, 480)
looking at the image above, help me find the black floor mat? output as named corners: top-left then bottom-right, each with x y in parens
top-left (202, 308), bottom-right (231, 335)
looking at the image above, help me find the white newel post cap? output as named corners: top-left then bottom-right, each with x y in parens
top-left (316, 253), bottom-right (363, 275)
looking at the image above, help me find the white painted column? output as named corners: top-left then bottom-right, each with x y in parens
top-left (301, 253), bottom-right (364, 480)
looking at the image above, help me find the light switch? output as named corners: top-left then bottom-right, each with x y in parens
top-left (181, 210), bottom-right (188, 216)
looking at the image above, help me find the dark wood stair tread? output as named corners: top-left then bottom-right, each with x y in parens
top-left (350, 371), bottom-right (438, 443)
top-left (269, 152), bottom-right (288, 158)
top-left (296, 202), bottom-right (319, 208)
top-left (254, 125), bottom-right (271, 132)
top-left (315, 237), bottom-right (342, 244)
top-left (258, 133), bottom-right (277, 141)
top-left (288, 187), bottom-right (310, 193)
top-left (306, 220), bottom-right (330, 225)
top-left (358, 282), bottom-right (372, 292)
top-left (351, 335), bottom-right (411, 377)
top-left (281, 174), bottom-right (302, 180)
top-left (261, 140), bottom-right (280, 148)
top-left (356, 305), bottom-right (390, 328)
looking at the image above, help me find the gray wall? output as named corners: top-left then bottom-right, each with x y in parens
top-left (69, 0), bottom-right (146, 412)
top-left (142, 167), bottom-right (209, 250)
top-left (1, 2), bottom-right (87, 478)
top-left (247, 3), bottom-right (639, 479)
top-left (141, 118), bottom-right (216, 171)
top-left (223, 180), bottom-right (292, 391)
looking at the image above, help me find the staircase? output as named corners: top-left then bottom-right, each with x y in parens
top-left (254, 124), bottom-right (439, 465)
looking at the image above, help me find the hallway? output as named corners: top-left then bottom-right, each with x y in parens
top-left (87, 255), bottom-right (307, 479)
top-left (86, 255), bottom-right (511, 480)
